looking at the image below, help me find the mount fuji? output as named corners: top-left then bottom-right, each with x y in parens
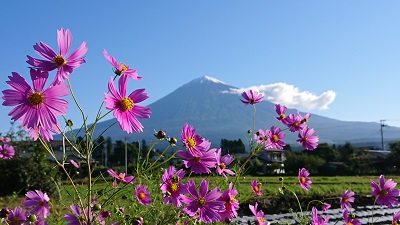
top-left (68, 76), bottom-right (400, 150)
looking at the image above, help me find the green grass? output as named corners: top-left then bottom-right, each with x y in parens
top-left (1, 175), bottom-right (398, 224)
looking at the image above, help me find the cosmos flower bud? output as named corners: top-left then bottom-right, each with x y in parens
top-left (66, 119), bottom-right (74, 127)
top-left (93, 203), bottom-right (102, 211)
top-left (154, 130), bottom-right (166, 140)
top-left (28, 214), bottom-right (37, 222)
top-left (168, 137), bottom-right (178, 146)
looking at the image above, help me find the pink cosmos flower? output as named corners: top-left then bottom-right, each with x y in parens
top-left (26, 122), bottom-right (60, 142)
top-left (7, 207), bottom-right (27, 225)
top-left (254, 129), bottom-right (269, 146)
top-left (135, 184), bottom-right (152, 205)
top-left (297, 126), bottom-right (319, 150)
top-left (103, 49), bottom-right (142, 80)
top-left (215, 148), bottom-right (235, 180)
top-left (371, 174), bottom-right (400, 207)
top-left (240, 90), bottom-right (264, 105)
top-left (104, 74), bottom-right (151, 133)
top-left (0, 144), bottom-right (15, 159)
top-left (265, 126), bottom-right (286, 149)
top-left (249, 202), bottom-right (269, 225)
top-left (0, 137), bottom-right (10, 143)
top-left (340, 189), bottom-right (355, 210)
top-left (321, 203), bottom-right (331, 211)
top-left (274, 104), bottom-right (289, 125)
top-left (181, 123), bottom-right (208, 157)
top-left (26, 28), bottom-right (87, 85)
top-left (64, 204), bottom-right (93, 225)
top-left (251, 180), bottom-right (263, 196)
top-left (298, 168), bottom-right (312, 191)
top-left (393, 211), bottom-right (400, 225)
top-left (343, 209), bottom-right (361, 225)
top-left (217, 183), bottom-right (239, 223)
top-left (284, 113), bottom-right (306, 132)
top-left (107, 169), bottom-right (135, 188)
top-left (23, 190), bottom-right (51, 218)
top-left (311, 207), bottom-right (329, 225)
top-left (2, 69), bottom-right (69, 132)
top-left (177, 140), bottom-right (217, 174)
top-left (70, 159), bottom-right (80, 169)
top-left (160, 166), bottom-right (188, 207)
top-left (180, 179), bottom-right (224, 223)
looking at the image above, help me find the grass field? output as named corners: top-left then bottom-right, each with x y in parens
top-left (1, 175), bottom-right (398, 224)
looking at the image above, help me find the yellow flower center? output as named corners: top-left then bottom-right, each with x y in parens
top-left (187, 137), bottom-right (196, 148)
top-left (250, 98), bottom-right (255, 104)
top-left (197, 197), bottom-right (206, 206)
top-left (118, 174), bottom-right (125, 179)
top-left (394, 220), bottom-right (400, 225)
top-left (259, 217), bottom-right (265, 222)
top-left (79, 215), bottom-right (85, 222)
top-left (119, 97), bottom-right (134, 111)
top-left (347, 223), bottom-right (354, 225)
top-left (302, 137), bottom-right (309, 142)
top-left (380, 189), bottom-right (389, 196)
top-left (170, 182), bottom-right (179, 192)
top-left (219, 163), bottom-right (226, 170)
top-left (139, 192), bottom-right (146, 200)
top-left (39, 201), bottom-right (45, 206)
top-left (29, 92), bottom-right (45, 106)
top-left (272, 135), bottom-right (279, 143)
top-left (301, 176), bottom-right (306, 183)
top-left (293, 122), bottom-right (299, 127)
top-left (231, 195), bottom-right (237, 203)
top-left (279, 114), bottom-right (285, 119)
top-left (53, 55), bottom-right (66, 67)
top-left (254, 185), bottom-right (259, 192)
top-left (343, 197), bottom-right (348, 202)
top-left (120, 63), bottom-right (128, 71)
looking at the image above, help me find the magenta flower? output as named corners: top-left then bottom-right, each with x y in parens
top-left (2, 69), bottom-right (69, 131)
top-left (27, 122), bottom-right (60, 142)
top-left (251, 180), bottom-right (263, 196)
top-left (311, 207), bottom-right (328, 225)
top-left (107, 169), bottom-right (135, 188)
top-left (340, 189), bottom-right (355, 210)
top-left (321, 203), bottom-right (331, 211)
top-left (0, 144), bottom-right (15, 159)
top-left (0, 137), bottom-right (10, 143)
top-left (254, 129), bottom-right (269, 145)
top-left (217, 183), bottom-right (239, 223)
top-left (284, 113), bottom-right (306, 132)
top-left (70, 159), bottom-right (80, 169)
top-left (215, 148), bottom-right (235, 179)
top-left (298, 168), bottom-right (312, 191)
top-left (135, 184), bottom-right (152, 205)
top-left (26, 28), bottom-right (87, 84)
top-left (181, 123), bottom-right (208, 157)
top-left (371, 174), bottom-right (400, 207)
top-left (64, 204), bottom-right (93, 225)
top-left (265, 126), bottom-right (286, 149)
top-left (274, 104), bottom-right (289, 124)
top-left (7, 207), bottom-right (27, 225)
top-left (180, 179), bottom-right (224, 223)
top-left (249, 202), bottom-right (269, 225)
top-left (160, 166), bottom-right (187, 207)
top-left (343, 209), bottom-right (361, 225)
top-left (297, 126), bottom-right (319, 150)
top-left (240, 90), bottom-right (263, 105)
top-left (393, 211), bottom-right (400, 225)
top-left (104, 74), bottom-right (151, 133)
top-left (177, 141), bottom-right (217, 174)
top-left (23, 190), bottom-right (51, 218)
top-left (103, 49), bottom-right (142, 80)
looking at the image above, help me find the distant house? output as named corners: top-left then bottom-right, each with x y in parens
top-left (235, 149), bottom-right (286, 174)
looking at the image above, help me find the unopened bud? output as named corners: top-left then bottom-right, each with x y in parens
top-left (66, 119), bottom-right (73, 127)
top-left (93, 203), bottom-right (102, 211)
top-left (279, 177), bottom-right (283, 181)
top-left (169, 137), bottom-right (178, 146)
top-left (154, 130), bottom-right (166, 140)
top-left (28, 214), bottom-right (37, 222)
top-left (247, 130), bottom-right (252, 134)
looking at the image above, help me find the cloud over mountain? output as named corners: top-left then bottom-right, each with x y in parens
top-left (225, 82), bottom-right (336, 110)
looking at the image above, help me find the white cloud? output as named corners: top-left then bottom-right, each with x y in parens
top-left (225, 82), bottom-right (336, 110)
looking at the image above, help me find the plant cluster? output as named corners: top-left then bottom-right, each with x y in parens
top-left (1, 28), bottom-right (400, 225)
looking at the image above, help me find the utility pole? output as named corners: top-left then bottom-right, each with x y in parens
top-left (380, 120), bottom-right (387, 151)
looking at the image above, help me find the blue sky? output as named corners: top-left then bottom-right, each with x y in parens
top-left (1, 1), bottom-right (400, 135)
